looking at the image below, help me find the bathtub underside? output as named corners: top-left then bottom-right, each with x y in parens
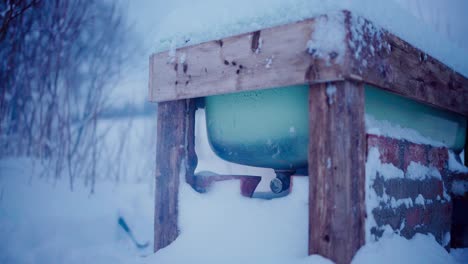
top-left (205, 85), bottom-right (466, 170)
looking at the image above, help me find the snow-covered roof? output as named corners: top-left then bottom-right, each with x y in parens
top-left (153, 0), bottom-right (468, 77)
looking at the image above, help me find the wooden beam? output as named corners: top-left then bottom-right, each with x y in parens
top-left (154, 99), bottom-right (197, 252)
top-left (308, 81), bottom-right (366, 264)
top-left (185, 99), bottom-right (198, 187)
top-left (149, 10), bottom-right (468, 116)
top-left (149, 14), bottom-right (346, 102)
top-left (465, 125), bottom-right (467, 166)
top-left (344, 11), bottom-right (468, 116)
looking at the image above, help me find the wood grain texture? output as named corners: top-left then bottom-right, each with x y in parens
top-left (344, 11), bottom-right (468, 116)
top-left (154, 99), bottom-right (197, 252)
top-left (149, 15), bottom-right (346, 102)
top-left (465, 125), bottom-right (467, 166)
top-left (308, 81), bottom-right (366, 264)
top-left (185, 99), bottom-right (198, 187)
top-left (149, 10), bottom-right (468, 116)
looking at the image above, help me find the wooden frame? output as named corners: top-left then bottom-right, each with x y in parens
top-left (149, 10), bottom-right (468, 116)
top-left (150, 10), bottom-right (468, 264)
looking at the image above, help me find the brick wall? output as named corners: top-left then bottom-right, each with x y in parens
top-left (366, 134), bottom-right (467, 248)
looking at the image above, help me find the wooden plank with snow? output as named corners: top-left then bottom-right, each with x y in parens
top-left (345, 13), bottom-right (468, 116)
top-left (149, 10), bottom-right (468, 116)
top-left (148, 14), bottom-right (346, 102)
top-left (308, 81), bottom-right (366, 264)
top-left (154, 99), bottom-right (197, 252)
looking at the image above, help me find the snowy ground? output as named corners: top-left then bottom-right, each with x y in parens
top-left (1, 158), bottom-right (467, 264)
top-left (0, 157), bottom-right (153, 264)
top-left (0, 117), bottom-right (156, 264)
top-left (1, 114), bottom-right (467, 264)
top-left (1, 1), bottom-right (468, 263)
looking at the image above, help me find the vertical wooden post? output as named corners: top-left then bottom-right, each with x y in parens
top-left (154, 99), bottom-right (197, 252)
top-left (308, 81), bottom-right (366, 264)
top-left (464, 125), bottom-right (467, 166)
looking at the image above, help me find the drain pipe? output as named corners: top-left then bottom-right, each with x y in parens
top-left (270, 169), bottom-right (295, 193)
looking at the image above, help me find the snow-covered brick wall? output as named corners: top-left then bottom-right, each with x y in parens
top-left (365, 134), bottom-right (465, 248)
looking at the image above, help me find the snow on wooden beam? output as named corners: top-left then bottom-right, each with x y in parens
top-left (148, 13), bottom-right (346, 102)
top-left (345, 13), bottom-right (468, 116)
top-left (149, 10), bottom-right (468, 116)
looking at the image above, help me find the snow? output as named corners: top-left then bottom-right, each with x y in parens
top-left (178, 52), bottom-right (186, 64)
top-left (448, 151), bottom-right (468, 173)
top-left (325, 84), bottom-right (337, 105)
top-left (366, 147), bottom-right (404, 179)
top-left (265, 55), bottom-right (274, 68)
top-left (447, 152), bottom-right (468, 196)
top-left (2, 119), bottom-right (468, 263)
top-left (143, 177), bottom-right (314, 263)
top-left (142, 172), bottom-right (466, 264)
top-left (255, 37), bottom-right (263, 54)
top-left (452, 248), bottom-right (468, 264)
top-left (452, 180), bottom-right (468, 196)
top-left (366, 147), bottom-right (394, 242)
top-left (153, 0), bottom-right (468, 77)
top-left (349, 13), bottom-right (389, 65)
top-left (443, 232), bottom-right (452, 247)
top-left (3, 1), bottom-right (468, 263)
top-left (390, 197), bottom-right (413, 209)
top-left (306, 11), bottom-right (346, 65)
top-left (414, 194), bottom-right (426, 207)
top-left (406, 162), bottom-right (442, 180)
top-left (0, 158), bottom-right (153, 264)
top-left (365, 147), bottom-right (451, 242)
top-left (365, 114), bottom-right (446, 148)
top-left (352, 233), bottom-right (459, 264)
top-left (0, 116), bottom-right (158, 263)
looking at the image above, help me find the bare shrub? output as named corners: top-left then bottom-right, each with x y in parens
top-left (0, 0), bottom-right (135, 191)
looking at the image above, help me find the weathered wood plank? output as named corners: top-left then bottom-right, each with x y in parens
top-left (149, 15), bottom-right (346, 102)
top-left (154, 99), bottom-right (197, 252)
top-left (344, 11), bottom-right (468, 116)
top-left (465, 126), bottom-right (467, 166)
top-left (308, 81), bottom-right (366, 264)
top-left (185, 99), bottom-right (198, 187)
top-left (149, 10), bottom-right (468, 116)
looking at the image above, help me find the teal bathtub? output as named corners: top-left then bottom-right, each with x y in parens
top-left (205, 85), bottom-right (466, 170)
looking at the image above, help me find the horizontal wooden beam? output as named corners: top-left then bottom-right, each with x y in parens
top-left (344, 12), bottom-right (468, 116)
top-left (149, 14), bottom-right (346, 102)
top-left (149, 10), bottom-right (468, 116)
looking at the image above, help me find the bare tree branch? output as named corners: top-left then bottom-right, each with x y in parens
top-left (0, 0), bottom-right (135, 189)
